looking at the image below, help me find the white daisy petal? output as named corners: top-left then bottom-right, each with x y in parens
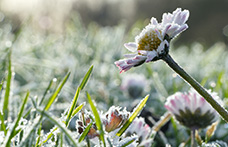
top-left (146, 51), bottom-right (157, 62)
top-left (124, 42), bottom-right (138, 52)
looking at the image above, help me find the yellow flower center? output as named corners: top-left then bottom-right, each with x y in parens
top-left (137, 30), bottom-right (162, 51)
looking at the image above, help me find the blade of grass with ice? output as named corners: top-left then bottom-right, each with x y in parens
top-left (120, 138), bottom-right (136, 147)
top-left (0, 81), bottom-right (3, 92)
top-left (3, 51), bottom-right (12, 120)
top-left (87, 92), bottom-right (106, 147)
top-left (72, 103), bottom-right (85, 117)
top-left (36, 108), bottom-right (78, 147)
top-left (20, 73), bottom-right (70, 146)
top-left (79, 65), bottom-right (93, 90)
top-left (44, 72), bottom-right (70, 111)
top-left (0, 111), bottom-right (6, 135)
top-left (116, 94), bottom-right (149, 137)
top-left (35, 123), bottom-right (42, 147)
top-left (4, 91), bottom-right (29, 147)
top-left (78, 122), bottom-right (93, 143)
top-left (66, 65), bottom-right (93, 126)
top-left (65, 87), bottom-right (80, 126)
top-left (39, 78), bottom-right (55, 106)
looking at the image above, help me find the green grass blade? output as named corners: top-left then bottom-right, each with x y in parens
top-left (0, 111), bottom-right (7, 135)
top-left (4, 91), bottom-right (29, 147)
top-left (87, 92), bottom-right (106, 147)
top-left (18, 116), bottom-right (42, 147)
top-left (215, 71), bottom-right (224, 92)
top-left (65, 65), bottom-right (93, 126)
top-left (79, 65), bottom-right (93, 90)
top-left (41, 103), bottom-right (85, 145)
top-left (3, 51), bottom-right (12, 120)
top-left (39, 78), bottom-right (55, 106)
top-left (36, 108), bottom-right (78, 147)
top-left (78, 122), bottom-right (93, 143)
top-left (41, 102), bottom-right (85, 145)
top-left (120, 138), bottom-right (136, 147)
top-left (0, 81), bottom-right (3, 92)
top-left (41, 127), bottom-right (58, 145)
top-left (72, 102), bottom-right (85, 117)
top-left (35, 123), bottom-right (42, 147)
top-left (59, 133), bottom-right (63, 147)
top-left (44, 72), bottom-right (70, 111)
top-left (116, 94), bottom-right (149, 137)
top-left (65, 87), bottom-right (80, 126)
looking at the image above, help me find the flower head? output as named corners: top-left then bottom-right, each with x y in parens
top-left (115, 8), bottom-right (189, 73)
top-left (121, 74), bottom-right (147, 98)
top-left (76, 111), bottom-right (99, 139)
top-left (125, 117), bottom-right (152, 147)
top-left (165, 89), bottom-right (221, 129)
top-left (102, 106), bottom-right (129, 132)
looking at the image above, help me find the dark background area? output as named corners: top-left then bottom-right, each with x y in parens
top-left (1, 0), bottom-right (228, 47)
top-left (75, 0), bottom-right (228, 47)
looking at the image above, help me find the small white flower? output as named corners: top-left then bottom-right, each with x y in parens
top-left (115, 8), bottom-right (189, 73)
top-left (165, 88), bottom-right (221, 129)
top-left (125, 117), bottom-right (152, 147)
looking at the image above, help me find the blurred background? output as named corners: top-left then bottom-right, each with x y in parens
top-left (1, 0), bottom-right (228, 145)
top-left (1, 0), bottom-right (228, 46)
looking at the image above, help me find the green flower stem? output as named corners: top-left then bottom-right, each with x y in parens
top-left (162, 54), bottom-right (228, 122)
top-left (191, 129), bottom-right (197, 147)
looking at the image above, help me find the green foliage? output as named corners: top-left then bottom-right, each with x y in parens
top-left (0, 13), bottom-right (228, 146)
top-left (87, 92), bottom-right (106, 147)
top-left (36, 108), bottom-right (78, 147)
top-left (78, 122), bottom-right (92, 143)
top-left (44, 72), bottom-right (70, 111)
top-left (3, 50), bottom-right (12, 120)
top-left (4, 91), bottom-right (29, 147)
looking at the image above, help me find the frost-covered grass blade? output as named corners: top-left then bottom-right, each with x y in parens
top-left (0, 81), bottom-right (3, 92)
top-left (78, 122), bottom-right (92, 143)
top-left (0, 111), bottom-right (6, 135)
top-left (65, 87), bottom-right (80, 126)
top-left (35, 124), bottom-right (42, 147)
top-left (44, 72), bottom-right (70, 111)
top-left (72, 102), bottom-right (85, 117)
top-left (3, 91), bottom-right (29, 147)
top-left (116, 94), bottom-right (149, 137)
top-left (3, 51), bottom-right (12, 120)
top-left (87, 92), bottom-right (106, 147)
top-left (120, 138), bottom-right (137, 147)
top-left (36, 108), bottom-right (78, 147)
top-left (39, 78), bottom-right (55, 106)
top-left (66, 65), bottom-right (93, 126)
top-left (79, 65), bottom-right (93, 90)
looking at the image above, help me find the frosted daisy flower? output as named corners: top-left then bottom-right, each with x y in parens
top-left (115, 8), bottom-right (189, 73)
top-left (102, 106), bottom-right (129, 132)
top-left (125, 117), bottom-right (152, 147)
top-left (121, 74), bottom-right (147, 98)
top-left (76, 111), bottom-right (99, 139)
top-left (165, 89), bottom-right (221, 129)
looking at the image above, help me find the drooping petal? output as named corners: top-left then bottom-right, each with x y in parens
top-left (145, 51), bottom-right (157, 62)
top-left (124, 42), bottom-right (138, 52)
top-left (114, 55), bottom-right (146, 73)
